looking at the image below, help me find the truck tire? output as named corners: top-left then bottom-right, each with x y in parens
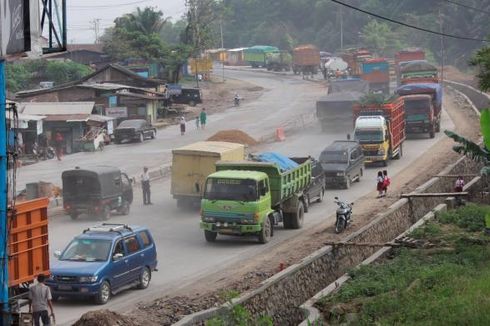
top-left (304, 196), bottom-right (310, 213)
top-left (290, 202), bottom-right (304, 229)
top-left (139, 133), bottom-right (144, 143)
top-left (204, 230), bottom-right (217, 242)
top-left (429, 129), bottom-right (435, 138)
top-left (150, 130), bottom-right (156, 139)
top-left (283, 213), bottom-right (293, 229)
top-left (118, 201), bottom-right (130, 215)
top-left (317, 188), bottom-right (324, 203)
top-left (435, 121), bottom-right (441, 132)
top-left (258, 216), bottom-right (272, 244)
top-left (344, 177), bottom-right (351, 189)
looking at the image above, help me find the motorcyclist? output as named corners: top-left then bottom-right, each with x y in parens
top-left (234, 93), bottom-right (240, 106)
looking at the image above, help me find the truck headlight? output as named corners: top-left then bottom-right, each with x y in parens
top-left (336, 172), bottom-right (344, 176)
top-left (377, 149), bottom-right (385, 155)
top-left (79, 276), bottom-right (98, 283)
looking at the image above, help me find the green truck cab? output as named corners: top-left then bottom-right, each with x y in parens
top-left (200, 156), bottom-right (312, 244)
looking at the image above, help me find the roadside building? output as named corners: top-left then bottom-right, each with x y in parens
top-left (6, 100), bottom-right (46, 154)
top-left (19, 102), bottom-right (115, 154)
top-left (48, 44), bottom-right (110, 69)
top-left (226, 48), bottom-right (248, 66)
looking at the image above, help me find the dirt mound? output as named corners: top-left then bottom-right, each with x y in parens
top-left (73, 310), bottom-right (141, 326)
top-left (207, 129), bottom-right (258, 146)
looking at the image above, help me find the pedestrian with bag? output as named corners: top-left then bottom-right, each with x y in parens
top-left (141, 167), bottom-right (152, 205)
top-left (29, 274), bottom-right (55, 326)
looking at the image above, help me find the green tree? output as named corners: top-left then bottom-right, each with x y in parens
top-left (361, 20), bottom-right (405, 57)
top-left (470, 46), bottom-right (490, 92)
top-left (184, 0), bottom-right (220, 54)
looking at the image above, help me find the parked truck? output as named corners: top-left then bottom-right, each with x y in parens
top-left (341, 48), bottom-right (372, 76)
top-left (8, 198), bottom-right (50, 320)
top-left (353, 96), bottom-right (406, 166)
top-left (361, 58), bottom-right (390, 94)
top-left (244, 45), bottom-right (279, 68)
top-left (265, 51), bottom-right (292, 71)
top-left (171, 141), bottom-right (245, 208)
top-left (396, 83), bottom-right (443, 138)
top-left (292, 44), bottom-right (320, 75)
top-left (200, 153), bottom-right (312, 244)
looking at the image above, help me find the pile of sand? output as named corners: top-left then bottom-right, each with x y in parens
top-left (73, 310), bottom-right (141, 326)
top-left (207, 129), bottom-right (258, 146)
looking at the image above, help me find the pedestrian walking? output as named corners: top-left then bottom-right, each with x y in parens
top-left (54, 131), bottom-right (63, 161)
top-left (141, 167), bottom-right (152, 205)
top-left (454, 176), bottom-right (465, 192)
top-left (195, 116), bottom-right (200, 129)
top-left (29, 274), bottom-right (55, 326)
top-left (382, 170), bottom-right (391, 196)
top-left (179, 116), bottom-right (186, 136)
top-left (376, 171), bottom-right (385, 198)
top-left (200, 108), bottom-right (207, 129)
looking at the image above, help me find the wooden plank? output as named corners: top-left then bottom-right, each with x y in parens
top-left (401, 192), bottom-right (469, 198)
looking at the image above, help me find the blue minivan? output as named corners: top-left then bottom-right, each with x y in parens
top-left (47, 224), bottom-right (158, 304)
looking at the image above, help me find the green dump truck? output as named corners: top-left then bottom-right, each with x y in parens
top-left (265, 51), bottom-right (292, 71)
top-left (200, 154), bottom-right (312, 244)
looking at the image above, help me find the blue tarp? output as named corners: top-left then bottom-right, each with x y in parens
top-left (395, 83), bottom-right (443, 107)
top-left (256, 152), bottom-right (298, 171)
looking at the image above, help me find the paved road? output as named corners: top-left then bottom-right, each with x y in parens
top-left (33, 70), bottom-right (455, 325)
top-left (17, 69), bottom-right (324, 188)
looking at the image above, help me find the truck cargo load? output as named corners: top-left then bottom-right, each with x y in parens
top-left (292, 44), bottom-right (320, 75)
top-left (361, 58), bottom-right (390, 94)
top-left (353, 96), bottom-right (406, 166)
top-left (396, 83), bottom-right (443, 137)
top-left (340, 48), bottom-right (372, 76)
top-left (200, 154), bottom-right (312, 243)
top-left (8, 198), bottom-right (50, 306)
top-left (244, 45), bottom-right (279, 68)
top-left (171, 141), bottom-right (245, 207)
top-left (395, 48), bottom-right (425, 65)
top-left (328, 78), bottom-right (369, 94)
top-left (399, 60), bottom-right (438, 85)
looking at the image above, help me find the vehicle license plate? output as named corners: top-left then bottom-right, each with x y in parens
top-left (58, 285), bottom-right (72, 291)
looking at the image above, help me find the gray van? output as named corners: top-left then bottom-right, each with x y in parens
top-left (319, 141), bottom-right (365, 189)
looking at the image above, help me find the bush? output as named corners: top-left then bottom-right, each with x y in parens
top-left (438, 204), bottom-right (490, 232)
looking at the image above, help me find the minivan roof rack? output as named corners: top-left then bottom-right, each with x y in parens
top-left (83, 223), bottom-right (133, 234)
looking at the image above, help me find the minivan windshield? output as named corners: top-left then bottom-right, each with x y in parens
top-left (354, 130), bottom-right (384, 143)
top-left (60, 239), bottom-right (112, 262)
top-left (320, 151), bottom-right (348, 163)
top-left (204, 178), bottom-right (258, 201)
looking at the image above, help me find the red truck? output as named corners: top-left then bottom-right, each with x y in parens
top-left (353, 96), bottom-right (406, 166)
top-left (395, 48), bottom-right (426, 85)
top-left (395, 83), bottom-right (443, 138)
top-left (292, 44), bottom-right (320, 75)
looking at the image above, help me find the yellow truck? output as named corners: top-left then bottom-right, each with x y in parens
top-left (171, 141), bottom-right (245, 208)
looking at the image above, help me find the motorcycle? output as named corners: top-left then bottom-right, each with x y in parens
top-left (32, 142), bottom-right (55, 161)
top-left (334, 196), bottom-right (353, 233)
top-left (233, 96), bottom-right (240, 107)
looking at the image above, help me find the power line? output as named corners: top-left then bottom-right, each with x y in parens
top-left (71, 0), bottom-right (152, 9)
top-left (440, 0), bottom-right (490, 15)
top-left (330, 0), bottom-right (489, 43)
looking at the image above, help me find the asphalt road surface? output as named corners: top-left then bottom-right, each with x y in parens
top-left (25, 69), bottom-right (454, 325)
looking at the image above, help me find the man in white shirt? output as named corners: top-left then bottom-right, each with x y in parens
top-left (29, 274), bottom-right (55, 326)
top-left (141, 167), bottom-right (152, 205)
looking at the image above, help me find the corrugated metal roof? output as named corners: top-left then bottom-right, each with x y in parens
top-left (173, 141), bottom-right (244, 155)
top-left (20, 102), bottom-right (95, 115)
top-left (227, 48), bottom-right (248, 52)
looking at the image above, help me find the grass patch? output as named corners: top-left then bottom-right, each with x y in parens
top-left (317, 204), bottom-right (490, 325)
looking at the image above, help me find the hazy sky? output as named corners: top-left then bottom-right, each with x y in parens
top-left (67, 0), bottom-right (186, 44)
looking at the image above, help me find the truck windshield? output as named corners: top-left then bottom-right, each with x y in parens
top-left (405, 99), bottom-right (430, 115)
top-left (60, 239), bottom-right (112, 262)
top-left (320, 151), bottom-right (348, 163)
top-left (204, 178), bottom-right (258, 201)
top-left (354, 130), bottom-right (384, 143)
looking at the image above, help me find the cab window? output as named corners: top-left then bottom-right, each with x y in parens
top-left (138, 231), bottom-right (152, 248)
top-left (124, 236), bottom-right (141, 254)
top-left (112, 240), bottom-right (125, 259)
top-left (259, 180), bottom-right (268, 197)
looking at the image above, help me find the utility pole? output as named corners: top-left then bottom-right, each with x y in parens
top-left (0, 58), bottom-right (8, 325)
top-left (340, 6), bottom-right (344, 50)
top-left (220, 19), bottom-right (225, 82)
top-left (91, 18), bottom-right (101, 44)
top-left (439, 9), bottom-right (444, 82)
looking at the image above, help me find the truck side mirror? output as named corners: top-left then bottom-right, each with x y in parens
top-left (113, 253), bottom-right (124, 261)
top-left (54, 250), bottom-right (61, 259)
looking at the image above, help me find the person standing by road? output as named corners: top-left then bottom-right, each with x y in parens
top-left (179, 116), bottom-right (186, 136)
top-left (54, 131), bottom-right (63, 161)
top-left (200, 108), bottom-right (207, 129)
top-left (29, 274), bottom-right (55, 326)
top-left (382, 170), bottom-right (390, 196)
top-left (141, 167), bottom-right (152, 205)
top-left (454, 176), bottom-right (465, 192)
top-left (195, 116), bottom-right (200, 129)
top-left (376, 171), bottom-right (385, 198)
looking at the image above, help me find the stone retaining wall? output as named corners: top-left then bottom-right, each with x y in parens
top-left (175, 155), bottom-right (486, 326)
